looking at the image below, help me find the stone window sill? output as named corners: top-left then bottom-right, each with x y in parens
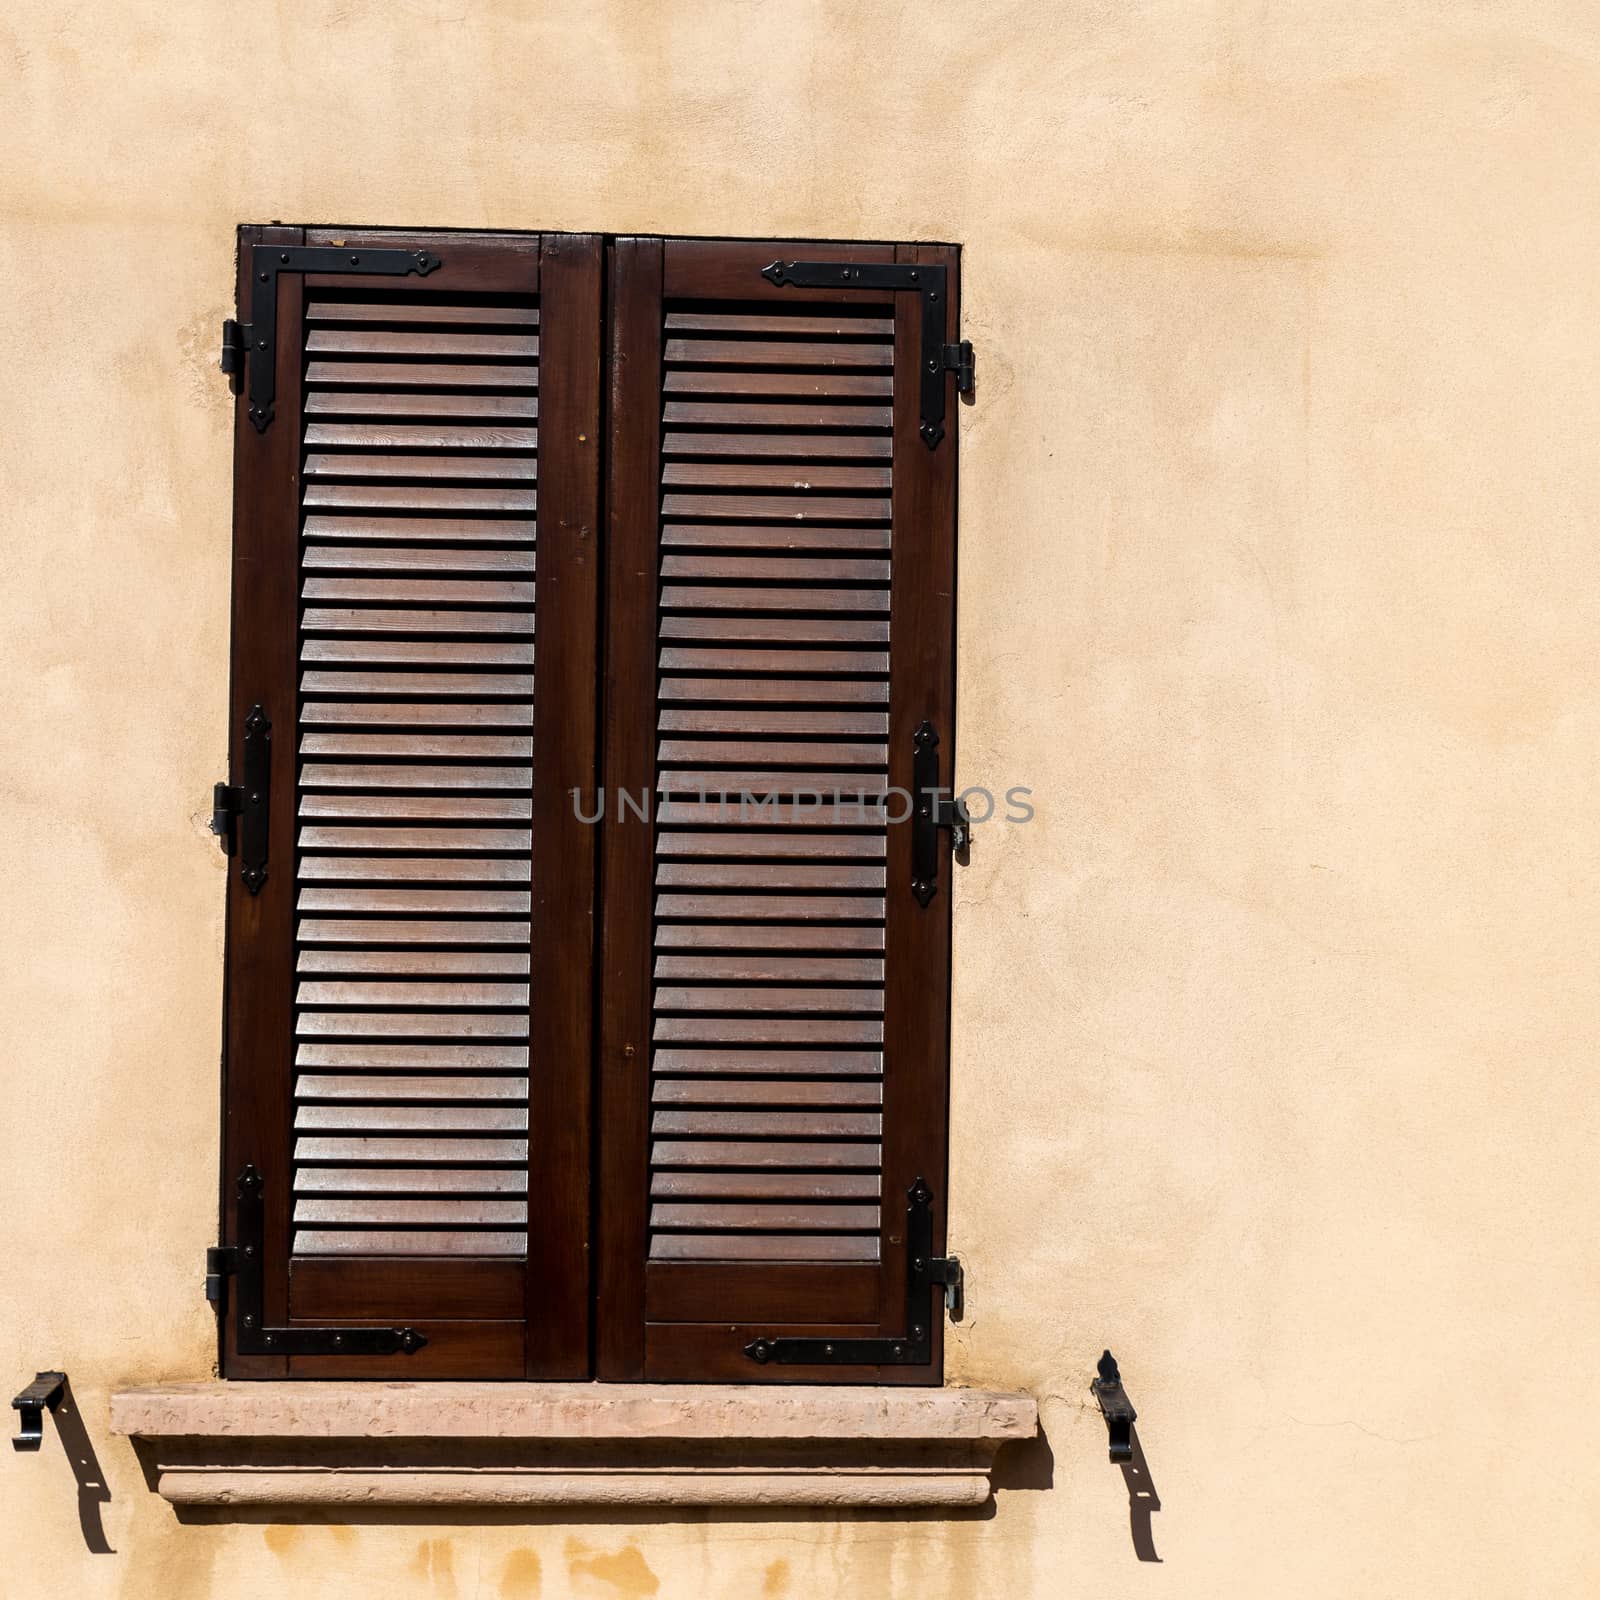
top-left (110, 1382), bottom-right (1037, 1510)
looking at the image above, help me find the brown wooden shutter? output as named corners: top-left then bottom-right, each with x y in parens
top-left (597, 237), bottom-right (958, 1382)
top-left (220, 228), bottom-right (600, 1378)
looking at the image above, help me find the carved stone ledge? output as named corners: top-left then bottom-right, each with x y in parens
top-left (110, 1382), bottom-right (1037, 1510)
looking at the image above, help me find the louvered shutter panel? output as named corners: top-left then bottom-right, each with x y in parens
top-left (220, 229), bottom-right (600, 1377)
top-left (597, 238), bottom-right (958, 1382)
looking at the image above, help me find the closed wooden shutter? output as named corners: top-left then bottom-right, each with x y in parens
top-left (597, 238), bottom-right (958, 1382)
top-left (221, 229), bottom-right (600, 1377)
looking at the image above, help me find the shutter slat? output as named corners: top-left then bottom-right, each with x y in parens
top-left (298, 1077), bottom-right (529, 1102)
top-left (660, 556), bottom-right (891, 583)
top-left (298, 764), bottom-right (532, 790)
top-left (306, 361), bottom-right (539, 388)
top-left (651, 1050), bottom-right (881, 1077)
top-left (303, 547), bottom-right (536, 573)
top-left (303, 454), bottom-right (537, 483)
top-left (305, 390), bottom-right (538, 419)
top-left (663, 370), bottom-right (890, 398)
top-left (295, 981), bottom-right (530, 1007)
top-left (300, 733), bottom-right (532, 758)
top-left (307, 300), bottom-right (540, 326)
top-left (655, 831), bottom-right (885, 858)
top-left (661, 524), bottom-right (890, 552)
top-left (294, 1230), bottom-right (528, 1256)
top-left (297, 1198), bottom-right (529, 1223)
top-left (304, 424), bottom-right (538, 451)
top-left (664, 311), bottom-right (893, 336)
top-left (650, 1141), bottom-right (881, 1169)
top-left (297, 1012), bottom-right (530, 1039)
top-left (658, 587), bottom-right (888, 616)
top-left (297, 917), bottom-right (530, 945)
top-left (296, 1166), bottom-right (528, 1192)
top-left (297, 857), bottom-right (529, 883)
top-left (662, 433), bottom-right (890, 461)
top-left (662, 400), bottom-right (892, 430)
top-left (300, 704), bottom-right (533, 729)
top-left (295, 1043), bottom-right (529, 1070)
top-left (303, 515), bottom-right (535, 544)
top-left (653, 954), bottom-right (884, 983)
top-left (663, 338), bottom-right (892, 368)
top-left (298, 794), bottom-right (533, 821)
top-left (302, 486), bottom-right (536, 513)
top-left (652, 986), bottom-right (884, 1014)
top-left (653, 923), bottom-right (884, 951)
top-left (297, 949), bottom-right (531, 977)
top-left (650, 1171), bottom-right (881, 1198)
top-left (652, 1018), bottom-right (883, 1046)
top-left (661, 463), bottom-right (890, 492)
top-left (649, 1235), bottom-right (878, 1262)
top-left (296, 1105), bottom-right (529, 1133)
top-left (306, 329), bottom-right (538, 358)
top-left (300, 671), bottom-right (535, 696)
top-left (298, 826), bottom-right (532, 851)
top-left (652, 1080), bottom-right (882, 1107)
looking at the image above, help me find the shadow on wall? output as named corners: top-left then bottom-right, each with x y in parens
top-left (1120, 1426), bottom-right (1161, 1563)
top-left (35, 1377), bottom-right (115, 1554)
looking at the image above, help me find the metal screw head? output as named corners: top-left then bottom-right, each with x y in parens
top-left (350, 255), bottom-right (360, 265)
top-left (912, 1325), bottom-right (924, 1339)
top-left (927, 358), bottom-right (937, 372)
top-left (258, 271), bottom-right (269, 282)
top-left (256, 339), bottom-right (266, 351)
top-left (332, 1335), bottom-right (342, 1347)
top-left (243, 1245), bottom-right (254, 1258)
top-left (264, 1334), bottom-right (274, 1346)
top-left (824, 1344), bottom-right (834, 1356)
top-left (243, 1314), bottom-right (255, 1328)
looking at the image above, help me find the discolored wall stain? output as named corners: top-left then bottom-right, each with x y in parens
top-left (262, 1526), bottom-right (300, 1559)
top-left (566, 1538), bottom-right (660, 1597)
top-left (500, 1547), bottom-right (543, 1600)
top-left (762, 1557), bottom-right (791, 1597)
top-left (410, 1537), bottom-right (459, 1598)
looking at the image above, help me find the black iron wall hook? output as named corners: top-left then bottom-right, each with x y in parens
top-left (1091, 1350), bottom-right (1137, 1463)
top-left (12, 1372), bottom-right (66, 1451)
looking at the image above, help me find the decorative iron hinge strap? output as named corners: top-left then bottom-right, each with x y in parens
top-left (745, 1178), bottom-right (962, 1366)
top-left (223, 244), bottom-right (441, 432)
top-left (209, 703), bottom-right (271, 894)
top-left (210, 1165), bottom-right (427, 1358)
top-left (760, 260), bottom-right (972, 448)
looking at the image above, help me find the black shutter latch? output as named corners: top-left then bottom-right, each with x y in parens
top-left (912, 720), bottom-right (969, 907)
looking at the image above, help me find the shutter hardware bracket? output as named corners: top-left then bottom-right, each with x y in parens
top-left (1091, 1350), bottom-right (1137, 1463)
top-left (207, 1166), bottom-right (428, 1358)
top-left (222, 244), bottom-right (442, 432)
top-left (912, 719), bottom-right (969, 907)
top-left (209, 704), bottom-right (271, 895)
top-left (760, 260), bottom-right (973, 448)
top-left (11, 1373), bottom-right (66, 1452)
top-left (745, 1179), bottom-right (963, 1366)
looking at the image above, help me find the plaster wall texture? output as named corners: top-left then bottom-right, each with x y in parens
top-left (3, 2), bottom-right (1597, 1597)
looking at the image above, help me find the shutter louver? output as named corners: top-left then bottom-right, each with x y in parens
top-left (598, 238), bottom-right (958, 1383)
top-left (648, 302), bottom-right (894, 1268)
top-left (293, 288), bottom-right (538, 1260)
top-left (221, 230), bottom-right (598, 1377)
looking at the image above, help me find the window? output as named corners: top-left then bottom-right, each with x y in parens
top-left (215, 227), bottom-right (961, 1383)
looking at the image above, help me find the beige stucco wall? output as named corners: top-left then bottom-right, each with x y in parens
top-left (4, 1), bottom-right (1598, 1595)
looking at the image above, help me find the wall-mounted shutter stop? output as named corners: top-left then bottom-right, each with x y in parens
top-left (744, 1179), bottom-right (963, 1366)
top-left (11, 1373), bottom-right (66, 1452)
top-left (760, 259), bottom-right (974, 447)
top-left (207, 1166), bottom-right (427, 1358)
top-left (221, 244), bottom-right (442, 431)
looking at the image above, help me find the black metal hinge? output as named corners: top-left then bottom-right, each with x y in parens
top-left (911, 719), bottom-right (969, 907)
top-left (209, 1166), bottom-right (427, 1358)
top-left (209, 704), bottom-right (271, 894)
top-left (11, 1372), bottom-right (66, 1452)
top-left (223, 243), bottom-right (441, 432)
top-left (760, 260), bottom-right (973, 448)
top-left (745, 1178), bottom-right (962, 1366)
